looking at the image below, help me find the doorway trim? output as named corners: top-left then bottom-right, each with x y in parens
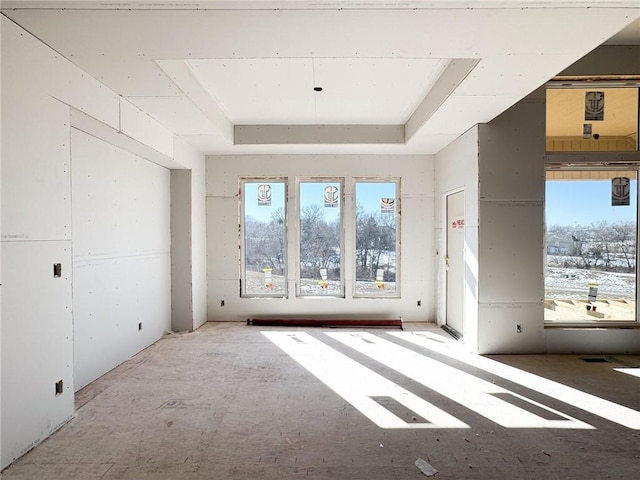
top-left (442, 187), bottom-right (465, 339)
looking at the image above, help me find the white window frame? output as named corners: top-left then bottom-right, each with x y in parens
top-left (295, 177), bottom-right (345, 298)
top-left (543, 165), bottom-right (639, 325)
top-left (353, 178), bottom-right (401, 298)
top-left (239, 178), bottom-right (288, 298)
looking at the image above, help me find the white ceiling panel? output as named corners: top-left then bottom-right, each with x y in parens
top-left (125, 96), bottom-right (221, 135)
top-left (419, 95), bottom-right (524, 135)
top-left (188, 57), bottom-right (449, 125)
top-left (64, 55), bottom-right (182, 97)
top-left (2, 2), bottom-right (638, 154)
top-left (187, 59), bottom-right (316, 124)
top-left (313, 58), bottom-right (448, 124)
top-left (6, 8), bottom-right (633, 60)
top-left (454, 54), bottom-right (584, 97)
top-left (3, 1), bottom-right (638, 9)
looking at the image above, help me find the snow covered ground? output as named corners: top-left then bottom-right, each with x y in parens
top-left (545, 266), bottom-right (635, 300)
top-left (243, 263), bottom-right (635, 302)
top-left (244, 270), bottom-right (397, 296)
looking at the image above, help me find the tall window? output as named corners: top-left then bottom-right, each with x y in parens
top-left (241, 180), bottom-right (287, 297)
top-left (298, 180), bottom-right (343, 296)
top-left (355, 180), bottom-right (399, 297)
top-left (545, 170), bottom-right (638, 323)
top-left (240, 177), bottom-right (401, 300)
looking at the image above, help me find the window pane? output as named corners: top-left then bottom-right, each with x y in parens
top-left (355, 182), bottom-right (398, 297)
top-left (545, 170), bottom-right (637, 322)
top-left (242, 181), bottom-right (286, 296)
top-left (299, 181), bottom-right (342, 296)
top-left (546, 87), bottom-right (638, 152)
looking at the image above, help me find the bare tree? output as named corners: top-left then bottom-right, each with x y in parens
top-left (299, 204), bottom-right (340, 279)
top-left (611, 221), bottom-right (636, 272)
top-left (356, 205), bottom-right (396, 281)
top-left (244, 208), bottom-right (286, 275)
top-left (547, 221), bottom-right (636, 274)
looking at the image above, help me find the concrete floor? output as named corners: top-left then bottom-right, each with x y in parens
top-left (2, 322), bottom-right (640, 480)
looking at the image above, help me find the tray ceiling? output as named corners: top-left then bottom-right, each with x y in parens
top-left (2, 1), bottom-right (638, 154)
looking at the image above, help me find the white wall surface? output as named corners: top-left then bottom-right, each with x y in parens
top-left (1, 17), bottom-right (204, 469)
top-left (119, 98), bottom-right (174, 158)
top-left (71, 129), bottom-right (171, 390)
top-left (174, 138), bottom-right (208, 330)
top-left (432, 45), bottom-right (640, 355)
top-left (476, 97), bottom-right (547, 354)
top-left (476, 51), bottom-right (640, 353)
top-left (68, 115), bottom-right (208, 333)
top-left (546, 328), bottom-right (640, 354)
top-left (2, 17), bottom-right (78, 468)
top-left (206, 154), bottom-right (434, 322)
top-left (0, 64), bottom-right (2, 463)
top-left (542, 45), bottom-right (640, 353)
top-left (1, 242), bottom-right (73, 468)
top-left (171, 169), bottom-right (193, 332)
top-left (433, 126), bottom-right (480, 349)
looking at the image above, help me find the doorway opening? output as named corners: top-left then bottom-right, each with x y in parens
top-left (444, 190), bottom-right (465, 337)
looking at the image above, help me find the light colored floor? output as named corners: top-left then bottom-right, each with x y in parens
top-left (3, 322), bottom-right (640, 480)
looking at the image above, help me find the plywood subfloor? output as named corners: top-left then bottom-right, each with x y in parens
top-left (3, 322), bottom-right (640, 480)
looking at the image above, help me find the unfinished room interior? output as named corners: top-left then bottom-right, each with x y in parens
top-left (1, 1), bottom-right (640, 478)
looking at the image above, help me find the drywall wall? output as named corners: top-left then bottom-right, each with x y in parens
top-left (206, 154), bottom-right (434, 322)
top-left (69, 112), bottom-right (208, 333)
top-left (558, 45), bottom-right (640, 77)
top-left (171, 169), bottom-right (194, 332)
top-left (546, 328), bottom-right (640, 354)
top-left (174, 138), bottom-right (208, 330)
top-left (542, 45), bottom-right (640, 353)
top-left (71, 129), bottom-right (171, 390)
top-left (474, 44), bottom-right (640, 354)
top-left (476, 95), bottom-right (547, 354)
top-left (0, 17), bottom-right (206, 468)
top-left (433, 126), bottom-right (480, 349)
top-left (0, 49), bottom-right (3, 461)
top-left (1, 16), bottom-right (87, 467)
top-left (1, 242), bottom-right (73, 468)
